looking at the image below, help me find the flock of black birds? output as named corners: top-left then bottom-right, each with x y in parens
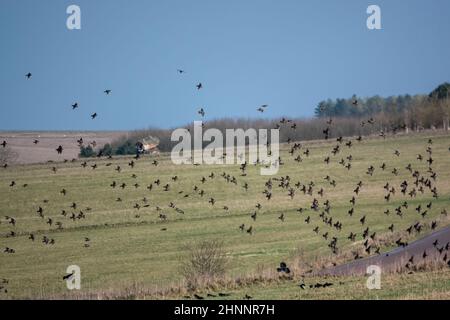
top-left (1, 70), bottom-right (450, 299)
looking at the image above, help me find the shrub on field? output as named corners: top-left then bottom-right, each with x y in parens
top-left (113, 139), bottom-right (136, 155)
top-left (100, 143), bottom-right (113, 156)
top-left (79, 145), bottom-right (96, 158)
top-left (179, 239), bottom-right (228, 290)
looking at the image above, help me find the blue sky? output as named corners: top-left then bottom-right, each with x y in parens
top-left (0, 0), bottom-right (449, 130)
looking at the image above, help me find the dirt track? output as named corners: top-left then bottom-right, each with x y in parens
top-left (0, 131), bottom-right (124, 164)
top-left (316, 225), bottom-right (450, 276)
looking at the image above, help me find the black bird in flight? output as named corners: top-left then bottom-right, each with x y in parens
top-left (62, 272), bottom-right (74, 281)
top-left (56, 145), bottom-right (63, 154)
top-left (72, 103), bottom-right (79, 110)
top-left (91, 113), bottom-right (97, 119)
top-left (257, 105), bottom-right (268, 112)
top-left (25, 72), bottom-right (32, 79)
top-left (1, 141), bottom-right (6, 148)
top-left (104, 89), bottom-right (112, 95)
top-left (196, 82), bottom-right (202, 90)
top-left (177, 69), bottom-right (185, 74)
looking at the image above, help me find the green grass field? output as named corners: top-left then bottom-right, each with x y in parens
top-left (1, 132), bottom-right (450, 299)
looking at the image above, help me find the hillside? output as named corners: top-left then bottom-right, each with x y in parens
top-left (1, 132), bottom-right (449, 299)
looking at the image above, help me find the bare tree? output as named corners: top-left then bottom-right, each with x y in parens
top-left (179, 239), bottom-right (228, 289)
top-left (443, 94), bottom-right (450, 131)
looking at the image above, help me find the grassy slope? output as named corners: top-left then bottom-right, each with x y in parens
top-left (0, 132), bottom-right (449, 299)
top-left (199, 269), bottom-right (450, 300)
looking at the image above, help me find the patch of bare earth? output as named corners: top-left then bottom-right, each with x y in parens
top-left (0, 131), bottom-right (124, 164)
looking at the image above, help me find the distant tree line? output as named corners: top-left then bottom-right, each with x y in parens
top-left (79, 82), bottom-right (450, 157)
top-left (314, 82), bottom-right (450, 131)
